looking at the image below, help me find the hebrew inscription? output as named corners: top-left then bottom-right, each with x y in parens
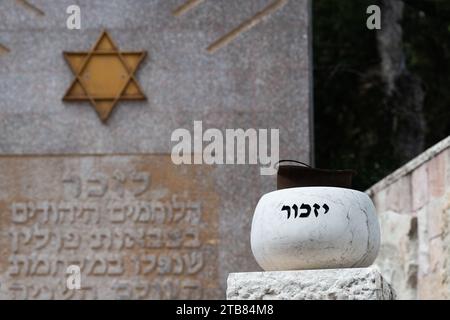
top-left (281, 203), bottom-right (330, 219)
top-left (0, 155), bottom-right (219, 299)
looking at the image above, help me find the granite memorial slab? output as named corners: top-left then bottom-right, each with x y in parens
top-left (0, 155), bottom-right (219, 299)
top-left (0, 0), bottom-right (312, 299)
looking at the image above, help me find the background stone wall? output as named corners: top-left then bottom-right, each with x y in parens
top-left (367, 136), bottom-right (450, 299)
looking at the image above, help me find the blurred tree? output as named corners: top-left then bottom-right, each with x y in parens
top-left (378, 0), bottom-right (425, 164)
top-left (313, 0), bottom-right (450, 190)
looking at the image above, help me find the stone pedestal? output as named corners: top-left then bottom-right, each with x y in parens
top-left (226, 267), bottom-right (395, 300)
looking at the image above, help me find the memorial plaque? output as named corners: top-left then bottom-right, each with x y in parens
top-left (0, 155), bottom-right (219, 299)
top-left (0, 0), bottom-right (312, 299)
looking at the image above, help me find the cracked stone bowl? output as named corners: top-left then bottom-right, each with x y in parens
top-left (250, 187), bottom-right (380, 271)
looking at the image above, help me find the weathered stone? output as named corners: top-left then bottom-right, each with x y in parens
top-left (428, 153), bottom-right (446, 199)
top-left (0, 0), bottom-right (312, 299)
top-left (374, 211), bottom-right (417, 299)
top-left (417, 196), bottom-right (450, 299)
top-left (368, 136), bottom-right (450, 300)
top-left (366, 136), bottom-right (450, 197)
top-left (0, 155), bottom-right (220, 299)
top-left (416, 205), bottom-right (430, 291)
top-left (226, 268), bottom-right (395, 300)
top-left (385, 175), bottom-right (412, 214)
top-left (428, 198), bottom-right (446, 239)
top-left (372, 186), bottom-right (387, 213)
top-left (412, 163), bottom-right (429, 211)
top-left (446, 149), bottom-right (450, 190)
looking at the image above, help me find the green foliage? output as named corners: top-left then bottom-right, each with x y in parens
top-left (313, 0), bottom-right (450, 190)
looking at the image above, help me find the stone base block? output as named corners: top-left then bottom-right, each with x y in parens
top-left (226, 267), bottom-right (395, 300)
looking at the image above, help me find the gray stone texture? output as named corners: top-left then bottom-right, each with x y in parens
top-left (0, 0), bottom-right (312, 299)
top-left (226, 268), bottom-right (396, 300)
top-left (0, 0), bottom-right (312, 157)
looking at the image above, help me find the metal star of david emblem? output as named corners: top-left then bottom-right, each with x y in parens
top-left (63, 31), bottom-right (147, 123)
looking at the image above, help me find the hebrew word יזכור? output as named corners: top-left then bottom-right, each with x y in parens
top-left (281, 203), bottom-right (329, 219)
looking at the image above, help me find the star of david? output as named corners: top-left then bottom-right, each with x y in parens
top-left (63, 31), bottom-right (147, 123)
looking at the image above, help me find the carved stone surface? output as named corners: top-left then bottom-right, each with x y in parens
top-left (0, 155), bottom-right (219, 299)
top-left (0, 0), bottom-right (312, 299)
top-left (373, 211), bottom-right (418, 300)
top-left (227, 268), bottom-right (396, 300)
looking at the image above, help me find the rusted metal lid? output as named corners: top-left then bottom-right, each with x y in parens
top-left (276, 160), bottom-right (356, 190)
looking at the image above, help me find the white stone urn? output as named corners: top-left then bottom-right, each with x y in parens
top-left (250, 187), bottom-right (380, 271)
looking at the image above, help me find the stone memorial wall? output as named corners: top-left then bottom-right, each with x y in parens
top-left (0, 0), bottom-right (312, 299)
top-left (0, 155), bottom-right (219, 299)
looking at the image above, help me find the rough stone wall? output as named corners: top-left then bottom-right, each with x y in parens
top-left (367, 136), bottom-right (450, 299)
